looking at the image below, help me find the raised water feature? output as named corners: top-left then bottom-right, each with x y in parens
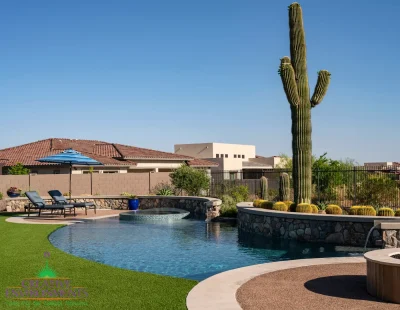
top-left (365, 248), bottom-right (400, 304)
top-left (119, 208), bottom-right (189, 222)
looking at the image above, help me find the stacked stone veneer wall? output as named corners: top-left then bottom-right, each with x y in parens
top-left (237, 203), bottom-right (400, 247)
top-left (2, 196), bottom-right (221, 219)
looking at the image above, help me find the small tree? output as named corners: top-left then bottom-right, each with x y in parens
top-left (170, 164), bottom-right (210, 196)
top-left (7, 163), bottom-right (30, 175)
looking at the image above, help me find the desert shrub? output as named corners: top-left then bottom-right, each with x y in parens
top-left (325, 204), bottom-right (342, 215)
top-left (310, 204), bottom-right (319, 214)
top-left (395, 210), bottom-right (400, 217)
top-left (253, 199), bottom-right (266, 208)
top-left (170, 165), bottom-right (210, 196)
top-left (260, 201), bottom-right (274, 209)
top-left (7, 163), bottom-right (30, 175)
top-left (350, 175), bottom-right (399, 207)
top-left (267, 189), bottom-right (279, 201)
top-left (151, 182), bottom-right (177, 196)
top-left (289, 203), bottom-right (297, 212)
top-left (377, 208), bottom-right (394, 217)
top-left (349, 206), bottom-right (361, 215)
top-left (230, 185), bottom-right (249, 203)
top-left (272, 202), bottom-right (288, 212)
top-left (356, 206), bottom-right (376, 216)
top-left (296, 203), bottom-right (312, 213)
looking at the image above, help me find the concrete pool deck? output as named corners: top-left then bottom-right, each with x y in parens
top-left (4, 209), bottom-right (123, 225)
top-left (187, 256), bottom-right (375, 310)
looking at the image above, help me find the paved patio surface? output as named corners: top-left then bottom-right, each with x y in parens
top-left (4, 209), bottom-right (124, 224)
top-left (237, 263), bottom-right (398, 310)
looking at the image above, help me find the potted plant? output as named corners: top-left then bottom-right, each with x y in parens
top-left (122, 193), bottom-right (139, 210)
top-left (7, 187), bottom-right (22, 198)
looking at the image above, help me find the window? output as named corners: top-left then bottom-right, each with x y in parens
top-left (216, 154), bottom-right (219, 158)
top-left (242, 155), bottom-right (245, 159)
top-left (102, 171), bottom-right (118, 174)
top-left (229, 172), bottom-right (236, 180)
top-left (225, 154), bottom-right (228, 158)
top-left (234, 154), bottom-right (237, 158)
top-left (53, 170), bottom-right (60, 174)
top-left (220, 154), bottom-right (224, 158)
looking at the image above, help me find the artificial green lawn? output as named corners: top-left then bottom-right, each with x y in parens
top-left (0, 215), bottom-right (197, 309)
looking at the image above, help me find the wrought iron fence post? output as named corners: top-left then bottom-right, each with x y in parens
top-left (353, 167), bottom-right (357, 205)
top-left (317, 169), bottom-right (320, 202)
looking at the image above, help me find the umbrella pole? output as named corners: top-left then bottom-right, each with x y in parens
top-left (69, 164), bottom-right (72, 202)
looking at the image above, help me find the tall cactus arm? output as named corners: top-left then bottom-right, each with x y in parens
top-left (288, 2), bottom-right (308, 95)
top-left (311, 70), bottom-right (331, 107)
top-left (279, 57), bottom-right (300, 106)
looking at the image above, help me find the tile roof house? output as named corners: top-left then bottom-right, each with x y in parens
top-left (0, 138), bottom-right (218, 175)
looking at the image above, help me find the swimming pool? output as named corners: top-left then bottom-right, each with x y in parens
top-left (49, 218), bottom-right (366, 281)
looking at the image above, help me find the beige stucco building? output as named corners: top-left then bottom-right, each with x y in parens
top-left (174, 142), bottom-right (281, 179)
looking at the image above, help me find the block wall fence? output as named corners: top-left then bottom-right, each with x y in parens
top-left (0, 172), bottom-right (171, 196)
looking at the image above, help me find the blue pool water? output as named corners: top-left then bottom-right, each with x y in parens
top-left (49, 218), bottom-right (365, 281)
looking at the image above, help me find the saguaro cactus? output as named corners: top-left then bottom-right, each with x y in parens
top-left (260, 176), bottom-right (269, 200)
top-left (279, 3), bottom-right (331, 204)
top-left (279, 173), bottom-right (290, 201)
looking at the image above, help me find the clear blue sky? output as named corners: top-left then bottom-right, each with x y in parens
top-left (1, 0), bottom-right (399, 164)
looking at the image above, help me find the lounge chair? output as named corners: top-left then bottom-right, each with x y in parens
top-left (48, 190), bottom-right (97, 215)
top-left (24, 191), bottom-right (75, 218)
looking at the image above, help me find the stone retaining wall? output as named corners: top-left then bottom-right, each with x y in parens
top-left (237, 203), bottom-right (400, 247)
top-left (1, 196), bottom-right (221, 219)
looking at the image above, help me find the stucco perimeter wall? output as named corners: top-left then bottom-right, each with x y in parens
top-left (2, 196), bottom-right (221, 219)
top-left (237, 203), bottom-right (400, 247)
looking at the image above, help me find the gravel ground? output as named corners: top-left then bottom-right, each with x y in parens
top-left (237, 263), bottom-right (398, 310)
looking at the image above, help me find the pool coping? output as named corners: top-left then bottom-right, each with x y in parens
top-left (186, 256), bottom-right (365, 310)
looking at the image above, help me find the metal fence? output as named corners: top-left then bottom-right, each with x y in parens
top-left (210, 166), bottom-right (400, 208)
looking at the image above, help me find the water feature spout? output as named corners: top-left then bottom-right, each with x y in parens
top-left (364, 223), bottom-right (381, 253)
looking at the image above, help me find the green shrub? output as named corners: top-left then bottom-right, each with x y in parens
top-left (253, 199), bottom-right (266, 208)
top-left (272, 202), bottom-right (288, 212)
top-left (267, 189), bottom-right (279, 201)
top-left (310, 204), bottom-right (319, 214)
top-left (395, 210), bottom-right (400, 217)
top-left (296, 203), bottom-right (312, 213)
top-left (0, 192), bottom-right (3, 200)
top-left (230, 185), bottom-right (249, 203)
top-left (260, 201), bottom-right (274, 209)
top-left (220, 205), bottom-right (237, 218)
top-left (7, 163), bottom-right (30, 175)
top-left (377, 208), bottom-right (394, 217)
top-left (170, 165), bottom-right (210, 196)
top-left (156, 188), bottom-right (174, 196)
top-left (325, 204), bottom-right (342, 215)
top-left (356, 206), bottom-right (376, 216)
top-left (349, 206), bottom-right (362, 215)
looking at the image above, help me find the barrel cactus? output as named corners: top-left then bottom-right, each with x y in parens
top-left (377, 208), bottom-right (395, 217)
top-left (253, 199), bottom-right (265, 208)
top-left (325, 204), bottom-right (342, 215)
top-left (356, 206), bottom-right (376, 216)
top-left (273, 202), bottom-right (289, 212)
top-left (260, 176), bottom-right (269, 200)
top-left (395, 210), bottom-right (400, 217)
top-left (260, 201), bottom-right (274, 210)
top-left (279, 3), bottom-right (331, 204)
top-left (310, 204), bottom-right (318, 214)
top-left (279, 173), bottom-right (291, 201)
top-left (296, 203), bottom-right (312, 213)
top-left (349, 206), bottom-right (361, 215)
top-left (283, 200), bottom-right (293, 208)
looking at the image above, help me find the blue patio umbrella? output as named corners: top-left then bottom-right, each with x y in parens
top-left (37, 149), bottom-right (102, 200)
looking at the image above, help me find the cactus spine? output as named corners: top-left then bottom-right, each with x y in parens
top-left (260, 176), bottom-right (269, 200)
top-left (279, 173), bottom-right (290, 201)
top-left (279, 3), bottom-right (331, 204)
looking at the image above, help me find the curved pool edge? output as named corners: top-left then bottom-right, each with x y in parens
top-left (186, 256), bottom-right (365, 310)
top-left (120, 208), bottom-right (190, 222)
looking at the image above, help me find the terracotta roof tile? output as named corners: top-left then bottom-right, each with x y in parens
top-left (188, 158), bottom-right (219, 167)
top-left (0, 138), bottom-right (215, 168)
